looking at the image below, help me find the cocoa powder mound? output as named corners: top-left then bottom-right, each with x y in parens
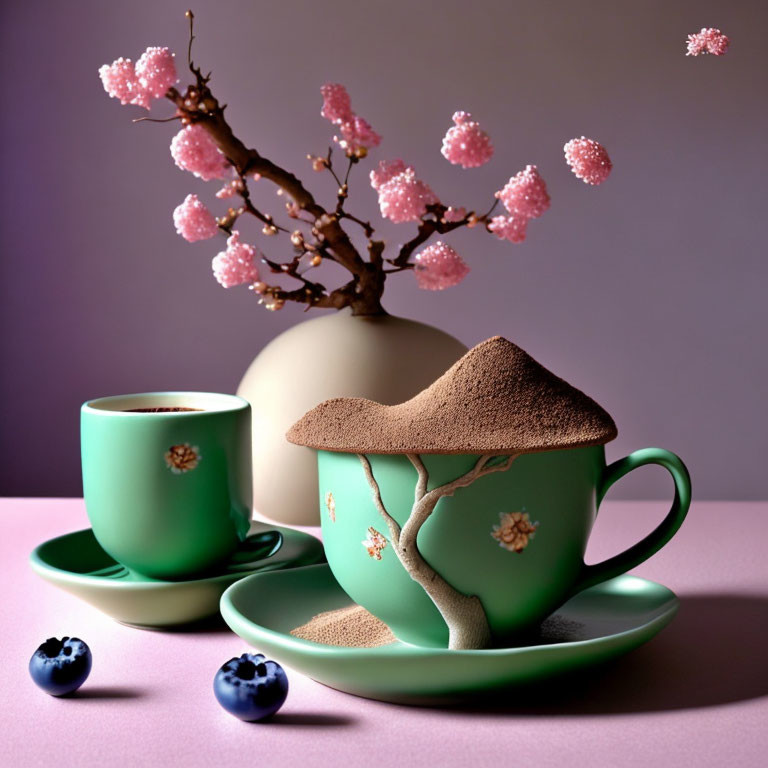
top-left (290, 605), bottom-right (396, 647)
top-left (286, 336), bottom-right (617, 455)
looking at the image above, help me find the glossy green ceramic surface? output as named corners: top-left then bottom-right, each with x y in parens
top-left (317, 446), bottom-right (690, 647)
top-left (30, 523), bottom-right (325, 628)
top-left (81, 392), bottom-right (253, 579)
top-left (220, 564), bottom-right (679, 704)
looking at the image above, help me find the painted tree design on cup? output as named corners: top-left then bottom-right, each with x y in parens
top-left (358, 452), bottom-right (519, 648)
top-left (288, 337), bottom-right (617, 650)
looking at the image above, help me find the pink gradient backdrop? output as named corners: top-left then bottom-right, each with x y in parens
top-left (1, 0), bottom-right (766, 499)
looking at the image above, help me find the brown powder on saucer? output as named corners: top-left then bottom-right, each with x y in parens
top-left (290, 605), bottom-right (396, 647)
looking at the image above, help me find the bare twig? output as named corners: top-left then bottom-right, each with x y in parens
top-left (340, 211), bottom-right (374, 237)
top-left (185, 10), bottom-right (196, 72)
top-left (132, 115), bottom-right (182, 124)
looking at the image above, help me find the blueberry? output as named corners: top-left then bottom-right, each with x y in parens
top-left (29, 637), bottom-right (92, 696)
top-left (213, 653), bottom-right (288, 722)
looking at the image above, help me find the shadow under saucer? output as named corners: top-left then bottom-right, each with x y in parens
top-left (444, 592), bottom-right (768, 715)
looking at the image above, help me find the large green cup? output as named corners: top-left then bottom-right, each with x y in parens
top-left (81, 392), bottom-right (252, 580)
top-left (318, 445), bottom-right (690, 648)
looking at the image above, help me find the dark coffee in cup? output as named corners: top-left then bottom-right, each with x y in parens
top-left (122, 407), bottom-right (203, 412)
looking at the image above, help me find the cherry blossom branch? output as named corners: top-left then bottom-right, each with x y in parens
top-left (340, 211), bottom-right (375, 237)
top-left (322, 149), bottom-right (369, 230)
top-left (165, 80), bottom-right (392, 314)
top-left (391, 199), bottom-right (505, 268)
top-left (261, 254), bottom-right (328, 295)
top-left (234, 174), bottom-right (289, 235)
top-left (391, 205), bottom-right (470, 267)
top-left (166, 87), bottom-right (365, 263)
top-left (99, 13), bottom-right (588, 314)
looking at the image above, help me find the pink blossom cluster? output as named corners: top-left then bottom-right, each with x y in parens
top-left (491, 165), bottom-right (550, 243)
top-left (369, 159), bottom-right (407, 191)
top-left (320, 83), bottom-right (381, 153)
top-left (487, 215), bottom-right (528, 244)
top-left (413, 241), bottom-right (470, 290)
top-left (496, 165), bottom-right (550, 219)
top-left (170, 124), bottom-right (231, 181)
top-left (563, 137), bottom-right (612, 185)
top-left (173, 194), bottom-right (219, 242)
top-left (99, 47), bottom-right (177, 109)
top-left (370, 160), bottom-right (439, 223)
top-left (320, 83), bottom-right (352, 123)
top-left (686, 28), bottom-right (730, 57)
top-left (441, 112), bottom-right (493, 169)
top-left (211, 232), bottom-right (261, 288)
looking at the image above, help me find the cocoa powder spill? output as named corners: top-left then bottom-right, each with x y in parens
top-left (290, 605), bottom-right (396, 647)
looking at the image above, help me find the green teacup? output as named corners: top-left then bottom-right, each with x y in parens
top-left (81, 392), bottom-right (252, 580)
top-left (317, 445), bottom-right (690, 648)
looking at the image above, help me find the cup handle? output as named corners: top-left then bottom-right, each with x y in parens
top-left (570, 447), bottom-right (692, 595)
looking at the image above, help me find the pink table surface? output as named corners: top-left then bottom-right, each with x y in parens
top-left (1, 498), bottom-right (766, 768)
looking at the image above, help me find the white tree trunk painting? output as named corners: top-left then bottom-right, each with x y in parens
top-left (357, 453), bottom-right (518, 650)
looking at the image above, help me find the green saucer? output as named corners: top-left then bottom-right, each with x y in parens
top-left (30, 523), bottom-right (324, 628)
top-left (220, 563), bottom-right (679, 704)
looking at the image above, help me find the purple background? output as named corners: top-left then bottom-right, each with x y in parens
top-left (1, 0), bottom-right (766, 500)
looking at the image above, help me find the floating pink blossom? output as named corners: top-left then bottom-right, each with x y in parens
top-left (212, 232), bottom-right (261, 288)
top-left (443, 206), bottom-right (467, 222)
top-left (320, 83), bottom-right (353, 124)
top-left (377, 167), bottom-right (439, 223)
top-left (487, 215), bottom-right (528, 244)
top-left (563, 137), bottom-right (612, 185)
top-left (170, 125), bottom-right (230, 181)
top-left (135, 47), bottom-right (178, 99)
top-left (98, 58), bottom-right (149, 107)
top-left (686, 28), bottom-right (730, 56)
top-left (413, 241), bottom-right (469, 290)
top-left (173, 194), bottom-right (219, 242)
top-left (441, 111), bottom-right (494, 169)
top-left (495, 165), bottom-right (550, 219)
top-left (370, 159), bottom-right (409, 191)
top-left (337, 116), bottom-right (381, 152)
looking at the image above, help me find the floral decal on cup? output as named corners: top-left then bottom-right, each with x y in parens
top-left (164, 443), bottom-right (201, 474)
top-left (362, 527), bottom-right (387, 560)
top-left (325, 491), bottom-right (336, 522)
top-left (491, 510), bottom-right (538, 553)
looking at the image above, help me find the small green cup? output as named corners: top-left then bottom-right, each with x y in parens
top-left (317, 444), bottom-right (690, 648)
top-left (81, 392), bottom-right (252, 580)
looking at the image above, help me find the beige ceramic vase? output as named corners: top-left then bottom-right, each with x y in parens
top-left (237, 309), bottom-right (467, 525)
